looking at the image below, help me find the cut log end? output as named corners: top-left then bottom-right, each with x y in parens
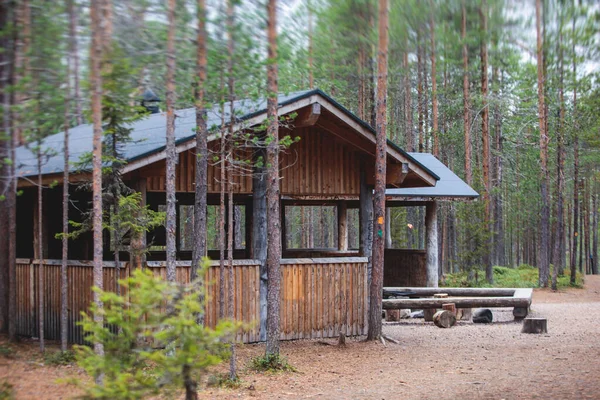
top-left (513, 307), bottom-right (529, 319)
top-left (521, 318), bottom-right (547, 334)
top-left (433, 310), bottom-right (456, 328)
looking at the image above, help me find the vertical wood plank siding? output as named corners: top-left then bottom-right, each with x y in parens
top-left (15, 258), bottom-right (367, 344)
top-left (143, 128), bottom-right (361, 196)
top-left (383, 249), bottom-right (427, 287)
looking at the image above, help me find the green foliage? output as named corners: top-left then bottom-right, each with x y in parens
top-left (43, 350), bottom-right (76, 366)
top-left (206, 373), bottom-right (243, 389)
top-left (0, 381), bottom-right (14, 400)
top-left (0, 345), bottom-right (15, 359)
top-left (249, 353), bottom-right (296, 373)
top-left (443, 265), bottom-right (584, 289)
top-left (71, 265), bottom-right (238, 399)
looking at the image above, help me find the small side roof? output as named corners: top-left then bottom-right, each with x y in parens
top-left (386, 153), bottom-right (479, 200)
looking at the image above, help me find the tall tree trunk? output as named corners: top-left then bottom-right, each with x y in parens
top-left (226, 0), bottom-right (237, 380)
top-left (535, 0), bottom-right (550, 287)
top-left (570, 6), bottom-right (579, 284)
top-left (417, 28), bottom-right (424, 153)
top-left (61, 2), bottom-right (72, 348)
top-left (403, 48), bottom-right (413, 152)
top-left (480, 0), bottom-right (492, 283)
top-left (593, 180), bottom-right (598, 275)
top-left (36, 146), bottom-right (44, 352)
top-left (492, 65), bottom-right (505, 267)
top-left (552, 10), bottom-right (565, 291)
top-left (90, 0), bottom-right (105, 360)
top-left (67, 0), bottom-right (82, 125)
top-left (462, 0), bottom-right (471, 185)
top-left (0, 0), bottom-right (11, 335)
top-left (218, 82), bottom-right (226, 319)
top-left (308, 0), bottom-right (314, 89)
top-left (165, 0), bottom-right (177, 283)
top-left (265, 0), bottom-right (281, 357)
top-left (367, 0), bottom-right (388, 342)
top-left (429, 3), bottom-right (439, 157)
top-left (192, 0), bottom-right (208, 290)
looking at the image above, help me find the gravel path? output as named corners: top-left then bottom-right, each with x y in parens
top-left (2, 276), bottom-right (600, 399)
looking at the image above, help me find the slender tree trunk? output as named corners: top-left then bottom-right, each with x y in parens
top-left (367, 0), bottom-right (388, 342)
top-left (430, 3), bottom-right (439, 157)
top-left (593, 180), bottom-right (598, 275)
top-left (165, 0), bottom-right (177, 282)
top-left (308, 0), bottom-right (314, 89)
top-left (417, 29), bottom-right (424, 153)
top-left (226, 0), bottom-right (237, 380)
top-left (480, 0), bottom-right (492, 283)
top-left (265, 0), bottom-right (281, 357)
top-left (492, 65), bottom-right (505, 266)
top-left (36, 146), bottom-right (44, 352)
top-left (552, 11), bottom-right (565, 291)
top-left (67, 0), bottom-right (82, 125)
top-left (570, 7), bottom-right (579, 284)
top-left (403, 48), bottom-right (413, 152)
top-left (218, 86), bottom-right (226, 319)
top-left (0, 0), bottom-right (11, 335)
top-left (90, 0), bottom-right (105, 360)
top-left (462, 0), bottom-right (471, 185)
top-left (192, 0), bottom-right (208, 289)
top-left (535, 0), bottom-right (550, 287)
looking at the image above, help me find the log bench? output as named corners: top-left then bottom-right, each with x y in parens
top-left (382, 287), bottom-right (533, 319)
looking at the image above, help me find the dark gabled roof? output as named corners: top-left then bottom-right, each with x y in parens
top-left (15, 89), bottom-right (439, 182)
top-left (386, 153), bottom-right (479, 199)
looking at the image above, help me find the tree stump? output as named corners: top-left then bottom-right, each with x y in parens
top-left (385, 310), bottom-right (401, 322)
top-left (433, 310), bottom-right (456, 328)
top-left (472, 308), bottom-right (493, 324)
top-left (456, 308), bottom-right (472, 321)
top-left (424, 309), bottom-right (437, 321)
top-left (521, 318), bottom-right (547, 334)
top-left (442, 303), bottom-right (456, 315)
top-left (513, 307), bottom-right (529, 319)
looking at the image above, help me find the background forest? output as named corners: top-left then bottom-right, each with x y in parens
top-left (1, 0), bottom-right (599, 285)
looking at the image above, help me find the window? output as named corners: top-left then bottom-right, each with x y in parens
top-left (179, 204), bottom-right (246, 251)
top-left (284, 205), bottom-right (338, 249)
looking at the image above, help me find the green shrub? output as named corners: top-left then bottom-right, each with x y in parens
top-left (206, 373), bottom-right (242, 389)
top-left (72, 263), bottom-right (239, 399)
top-left (44, 350), bottom-right (76, 366)
top-left (249, 353), bottom-right (296, 373)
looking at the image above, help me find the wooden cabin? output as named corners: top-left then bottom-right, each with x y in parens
top-left (14, 89), bottom-right (469, 344)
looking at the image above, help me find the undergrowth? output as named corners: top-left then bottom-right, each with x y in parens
top-left (0, 345), bottom-right (14, 359)
top-left (442, 264), bottom-right (584, 289)
top-left (249, 353), bottom-right (296, 373)
top-left (0, 381), bottom-right (14, 400)
top-left (206, 373), bottom-right (243, 389)
top-left (44, 350), bottom-right (76, 366)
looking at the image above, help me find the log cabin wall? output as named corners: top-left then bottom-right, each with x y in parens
top-left (141, 127), bottom-right (363, 197)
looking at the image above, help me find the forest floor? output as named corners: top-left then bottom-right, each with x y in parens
top-left (1, 276), bottom-right (600, 400)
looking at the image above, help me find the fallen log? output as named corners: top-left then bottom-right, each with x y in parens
top-left (382, 295), bottom-right (531, 310)
top-left (472, 309), bottom-right (493, 323)
top-left (383, 287), bottom-right (518, 297)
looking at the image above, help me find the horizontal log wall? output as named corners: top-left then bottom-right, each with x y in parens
top-left (383, 249), bottom-right (427, 287)
top-left (15, 257), bottom-right (367, 344)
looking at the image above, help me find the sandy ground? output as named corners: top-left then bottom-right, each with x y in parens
top-left (2, 276), bottom-right (600, 400)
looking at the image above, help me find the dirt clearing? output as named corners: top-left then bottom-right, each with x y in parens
top-left (2, 276), bottom-right (600, 399)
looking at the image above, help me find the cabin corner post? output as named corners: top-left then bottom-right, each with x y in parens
top-left (130, 177), bottom-right (147, 270)
top-left (252, 148), bottom-right (268, 342)
top-left (425, 200), bottom-right (439, 287)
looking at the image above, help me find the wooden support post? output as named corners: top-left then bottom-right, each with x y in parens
top-left (425, 201), bottom-right (439, 287)
top-left (130, 178), bottom-right (147, 270)
top-left (442, 303), bottom-right (456, 315)
top-left (338, 201), bottom-right (348, 251)
top-left (252, 148), bottom-right (268, 342)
